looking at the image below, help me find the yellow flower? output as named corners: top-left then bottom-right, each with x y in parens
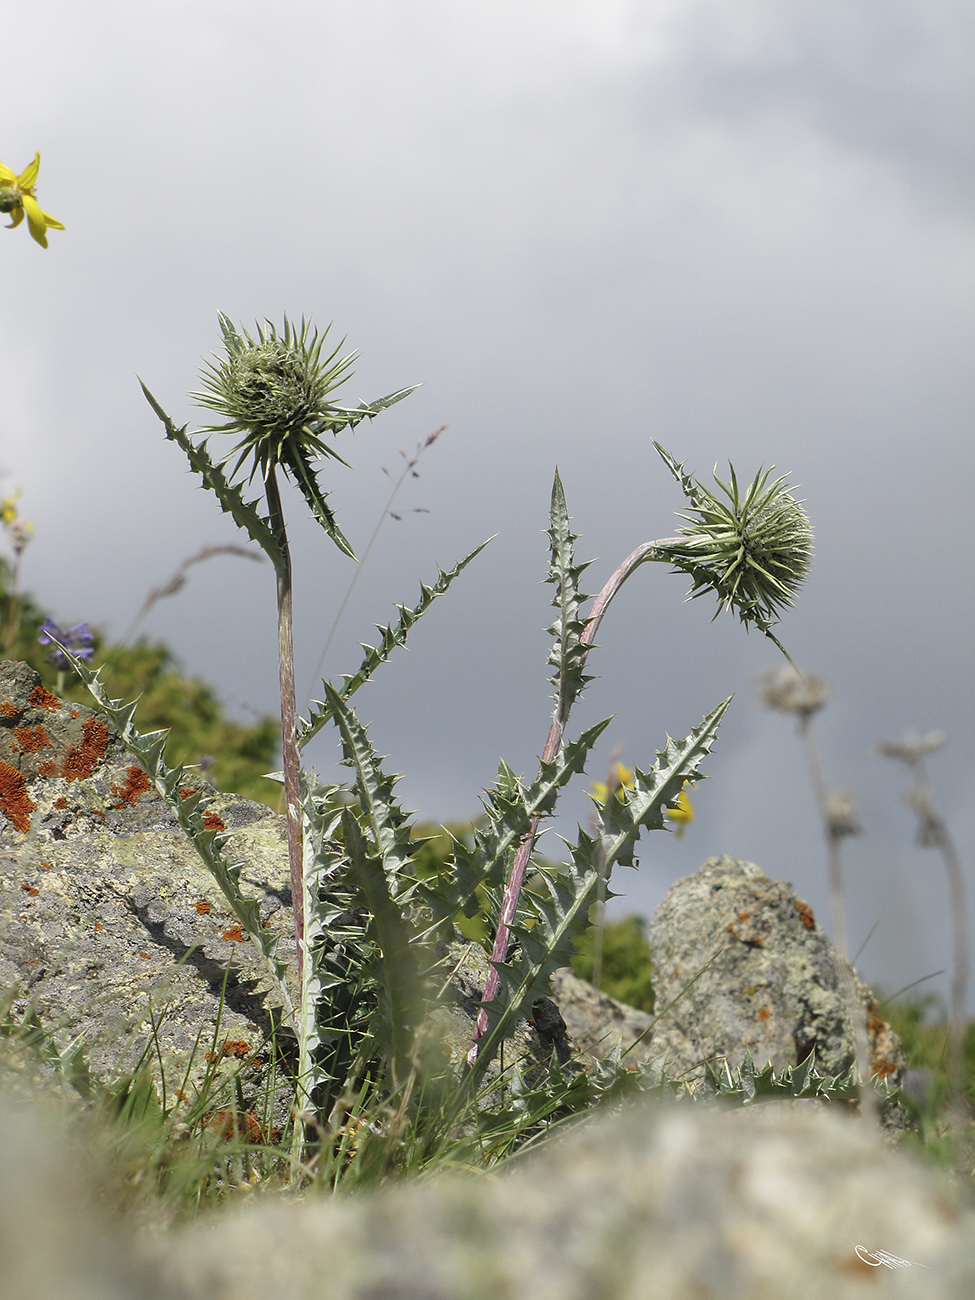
top-left (0, 491), bottom-right (20, 526)
top-left (590, 762), bottom-right (635, 806)
top-left (0, 152), bottom-right (64, 248)
top-left (664, 783), bottom-right (695, 838)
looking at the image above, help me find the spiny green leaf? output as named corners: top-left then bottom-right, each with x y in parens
top-left (141, 382), bottom-right (286, 576)
top-left (320, 684), bottom-right (417, 892)
top-left (282, 441), bottom-right (357, 560)
top-left (341, 808), bottom-right (425, 1091)
top-left (593, 697), bottom-right (732, 871)
top-left (50, 641), bottom-right (294, 1022)
top-left (546, 469), bottom-right (593, 723)
top-left (298, 542), bottom-right (490, 749)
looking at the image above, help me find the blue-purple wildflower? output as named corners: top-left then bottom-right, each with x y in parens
top-left (37, 618), bottom-right (95, 669)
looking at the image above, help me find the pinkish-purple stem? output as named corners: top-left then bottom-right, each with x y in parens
top-left (466, 538), bottom-right (678, 1068)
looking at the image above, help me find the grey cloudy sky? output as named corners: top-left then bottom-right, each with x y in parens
top-left (3, 1), bottom-right (973, 1010)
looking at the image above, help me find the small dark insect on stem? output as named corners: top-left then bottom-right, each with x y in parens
top-left (264, 465), bottom-right (304, 980)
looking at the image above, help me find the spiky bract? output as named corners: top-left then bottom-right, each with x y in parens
top-left (651, 442), bottom-right (813, 647)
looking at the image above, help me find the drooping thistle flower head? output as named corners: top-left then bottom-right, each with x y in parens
top-left (652, 442), bottom-right (813, 657)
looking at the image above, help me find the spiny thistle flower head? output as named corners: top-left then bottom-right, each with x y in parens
top-left (652, 442), bottom-right (813, 655)
top-left (0, 152), bottom-right (64, 248)
top-left (191, 313), bottom-right (360, 483)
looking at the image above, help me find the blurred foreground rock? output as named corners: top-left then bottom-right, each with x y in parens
top-left (3, 1094), bottom-right (975, 1300)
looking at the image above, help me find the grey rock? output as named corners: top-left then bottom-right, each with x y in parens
top-left (0, 660), bottom-right (299, 1112)
top-left (648, 854), bottom-right (905, 1084)
top-left (155, 1098), bottom-right (975, 1300)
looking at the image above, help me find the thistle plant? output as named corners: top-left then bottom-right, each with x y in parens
top-left (54, 317), bottom-right (813, 1174)
top-left (152, 313), bottom-right (417, 984)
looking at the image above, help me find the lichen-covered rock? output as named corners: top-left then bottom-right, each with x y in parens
top-left (549, 965), bottom-right (654, 1061)
top-left (0, 660), bottom-right (299, 1111)
top-left (648, 855), bottom-right (905, 1085)
top-left (0, 663), bottom-right (556, 1106)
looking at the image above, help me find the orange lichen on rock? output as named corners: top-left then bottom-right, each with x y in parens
top-left (37, 760), bottom-right (57, 776)
top-left (61, 715), bottom-right (109, 781)
top-left (179, 787), bottom-right (196, 799)
top-left (21, 883), bottom-right (39, 896)
top-left (29, 685), bottom-right (61, 711)
top-left (0, 759), bottom-right (37, 831)
top-left (53, 796), bottom-right (69, 809)
top-left (203, 812), bottom-right (226, 831)
top-left (68, 708), bottom-right (80, 718)
top-left (221, 924), bottom-right (246, 942)
top-left (0, 701), bottom-right (18, 718)
top-left (193, 899), bottom-right (211, 914)
top-left (205, 1109), bottom-right (277, 1144)
top-left (793, 899), bottom-right (816, 930)
top-left (111, 765), bottom-right (152, 808)
top-left (13, 723), bottom-right (52, 753)
top-left (221, 1040), bottom-right (251, 1058)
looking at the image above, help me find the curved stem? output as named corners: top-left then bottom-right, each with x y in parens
top-left (264, 466), bottom-right (304, 982)
top-left (466, 538), bottom-right (675, 1069)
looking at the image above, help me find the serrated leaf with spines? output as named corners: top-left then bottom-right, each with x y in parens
top-left (340, 807), bottom-right (426, 1091)
top-left (282, 440), bottom-right (357, 560)
top-left (470, 858), bottom-right (602, 1085)
top-left (141, 382), bottom-right (286, 576)
top-left (319, 684), bottom-right (417, 894)
top-left (294, 774), bottom-right (369, 1103)
top-left (594, 697), bottom-right (732, 871)
top-left (50, 642), bottom-right (295, 1023)
top-left (414, 718), bottom-right (612, 943)
top-left (545, 470), bottom-right (593, 723)
top-left (298, 542), bottom-right (490, 749)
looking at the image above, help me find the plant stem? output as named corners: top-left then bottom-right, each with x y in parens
top-left (913, 756), bottom-right (970, 1098)
top-left (798, 716), bottom-right (849, 958)
top-left (466, 539), bottom-right (672, 1068)
top-left (798, 712), bottom-right (876, 1126)
top-left (264, 467), bottom-right (304, 982)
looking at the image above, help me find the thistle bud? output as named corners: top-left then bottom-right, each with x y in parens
top-left (652, 442), bottom-right (813, 649)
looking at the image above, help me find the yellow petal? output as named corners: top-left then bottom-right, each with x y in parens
top-left (18, 152), bottom-right (41, 190)
top-left (0, 163), bottom-right (18, 184)
top-left (7, 206), bottom-right (24, 230)
top-left (41, 208), bottom-right (64, 231)
top-left (21, 194), bottom-right (49, 246)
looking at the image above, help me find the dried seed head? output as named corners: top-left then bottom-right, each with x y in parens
top-left (877, 729), bottom-right (948, 766)
top-left (757, 665), bottom-right (830, 720)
